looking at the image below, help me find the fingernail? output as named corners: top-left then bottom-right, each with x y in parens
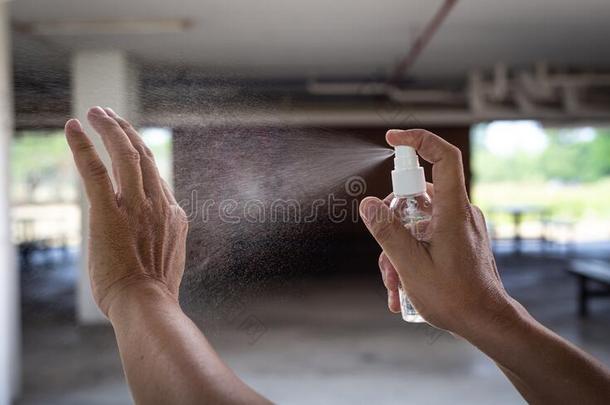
top-left (88, 106), bottom-right (107, 117)
top-left (360, 198), bottom-right (380, 222)
top-left (65, 118), bottom-right (83, 133)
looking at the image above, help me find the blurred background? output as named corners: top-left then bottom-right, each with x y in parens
top-left (2, 0), bottom-right (610, 404)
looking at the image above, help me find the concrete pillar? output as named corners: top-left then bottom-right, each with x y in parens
top-left (0, 2), bottom-right (20, 403)
top-left (72, 50), bottom-right (139, 324)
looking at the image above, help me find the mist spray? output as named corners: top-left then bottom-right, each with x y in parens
top-left (390, 146), bottom-right (432, 323)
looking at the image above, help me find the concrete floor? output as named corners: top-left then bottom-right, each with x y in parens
top-left (17, 249), bottom-right (610, 405)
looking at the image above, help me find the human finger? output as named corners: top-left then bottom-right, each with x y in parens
top-left (87, 106), bottom-right (145, 204)
top-left (103, 108), bottom-right (165, 203)
top-left (65, 119), bottom-right (116, 209)
top-left (386, 129), bottom-right (468, 215)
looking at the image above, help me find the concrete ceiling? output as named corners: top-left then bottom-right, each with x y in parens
top-left (10, 0), bottom-right (610, 81)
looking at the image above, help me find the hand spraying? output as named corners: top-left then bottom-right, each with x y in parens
top-left (390, 146), bottom-right (432, 323)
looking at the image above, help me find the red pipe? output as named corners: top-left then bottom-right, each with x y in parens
top-left (388, 0), bottom-right (459, 85)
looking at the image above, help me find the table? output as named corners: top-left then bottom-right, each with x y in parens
top-left (489, 205), bottom-right (548, 254)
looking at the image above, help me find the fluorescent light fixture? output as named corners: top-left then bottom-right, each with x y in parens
top-left (15, 19), bottom-right (192, 35)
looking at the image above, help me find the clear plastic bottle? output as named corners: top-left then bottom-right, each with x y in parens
top-left (390, 146), bottom-right (432, 323)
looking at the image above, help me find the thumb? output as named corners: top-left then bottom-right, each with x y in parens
top-left (359, 197), bottom-right (424, 269)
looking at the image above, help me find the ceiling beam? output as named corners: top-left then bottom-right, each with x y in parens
top-left (388, 0), bottom-right (459, 84)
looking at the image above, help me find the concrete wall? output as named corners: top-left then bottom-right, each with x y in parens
top-left (0, 1), bottom-right (20, 403)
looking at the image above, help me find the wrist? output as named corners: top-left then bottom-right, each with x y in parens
top-left (460, 297), bottom-right (533, 351)
top-left (106, 278), bottom-right (179, 324)
top-left (456, 295), bottom-right (530, 344)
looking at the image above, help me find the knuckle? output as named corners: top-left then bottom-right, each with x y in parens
top-left (161, 179), bottom-right (173, 192)
top-left (86, 160), bottom-right (108, 178)
top-left (141, 145), bottom-right (155, 160)
top-left (458, 204), bottom-right (474, 222)
top-left (373, 220), bottom-right (396, 246)
top-left (447, 144), bottom-right (463, 161)
top-left (443, 202), bottom-right (471, 225)
top-left (470, 204), bottom-right (489, 228)
top-left (121, 149), bottom-right (141, 162)
top-left (173, 206), bottom-right (190, 226)
top-left (74, 141), bottom-right (96, 154)
top-left (471, 204), bottom-right (484, 218)
top-left (132, 143), bottom-right (154, 161)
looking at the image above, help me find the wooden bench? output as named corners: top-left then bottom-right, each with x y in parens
top-left (568, 260), bottom-right (610, 317)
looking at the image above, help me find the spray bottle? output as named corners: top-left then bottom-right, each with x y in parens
top-left (390, 146), bottom-right (432, 323)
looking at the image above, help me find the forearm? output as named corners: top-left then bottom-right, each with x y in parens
top-left (465, 300), bottom-right (610, 404)
top-left (108, 283), bottom-right (270, 405)
top-left (496, 363), bottom-right (540, 403)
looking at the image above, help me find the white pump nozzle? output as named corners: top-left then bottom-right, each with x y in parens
top-left (392, 146), bottom-right (426, 196)
top-left (394, 146), bottom-right (420, 170)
